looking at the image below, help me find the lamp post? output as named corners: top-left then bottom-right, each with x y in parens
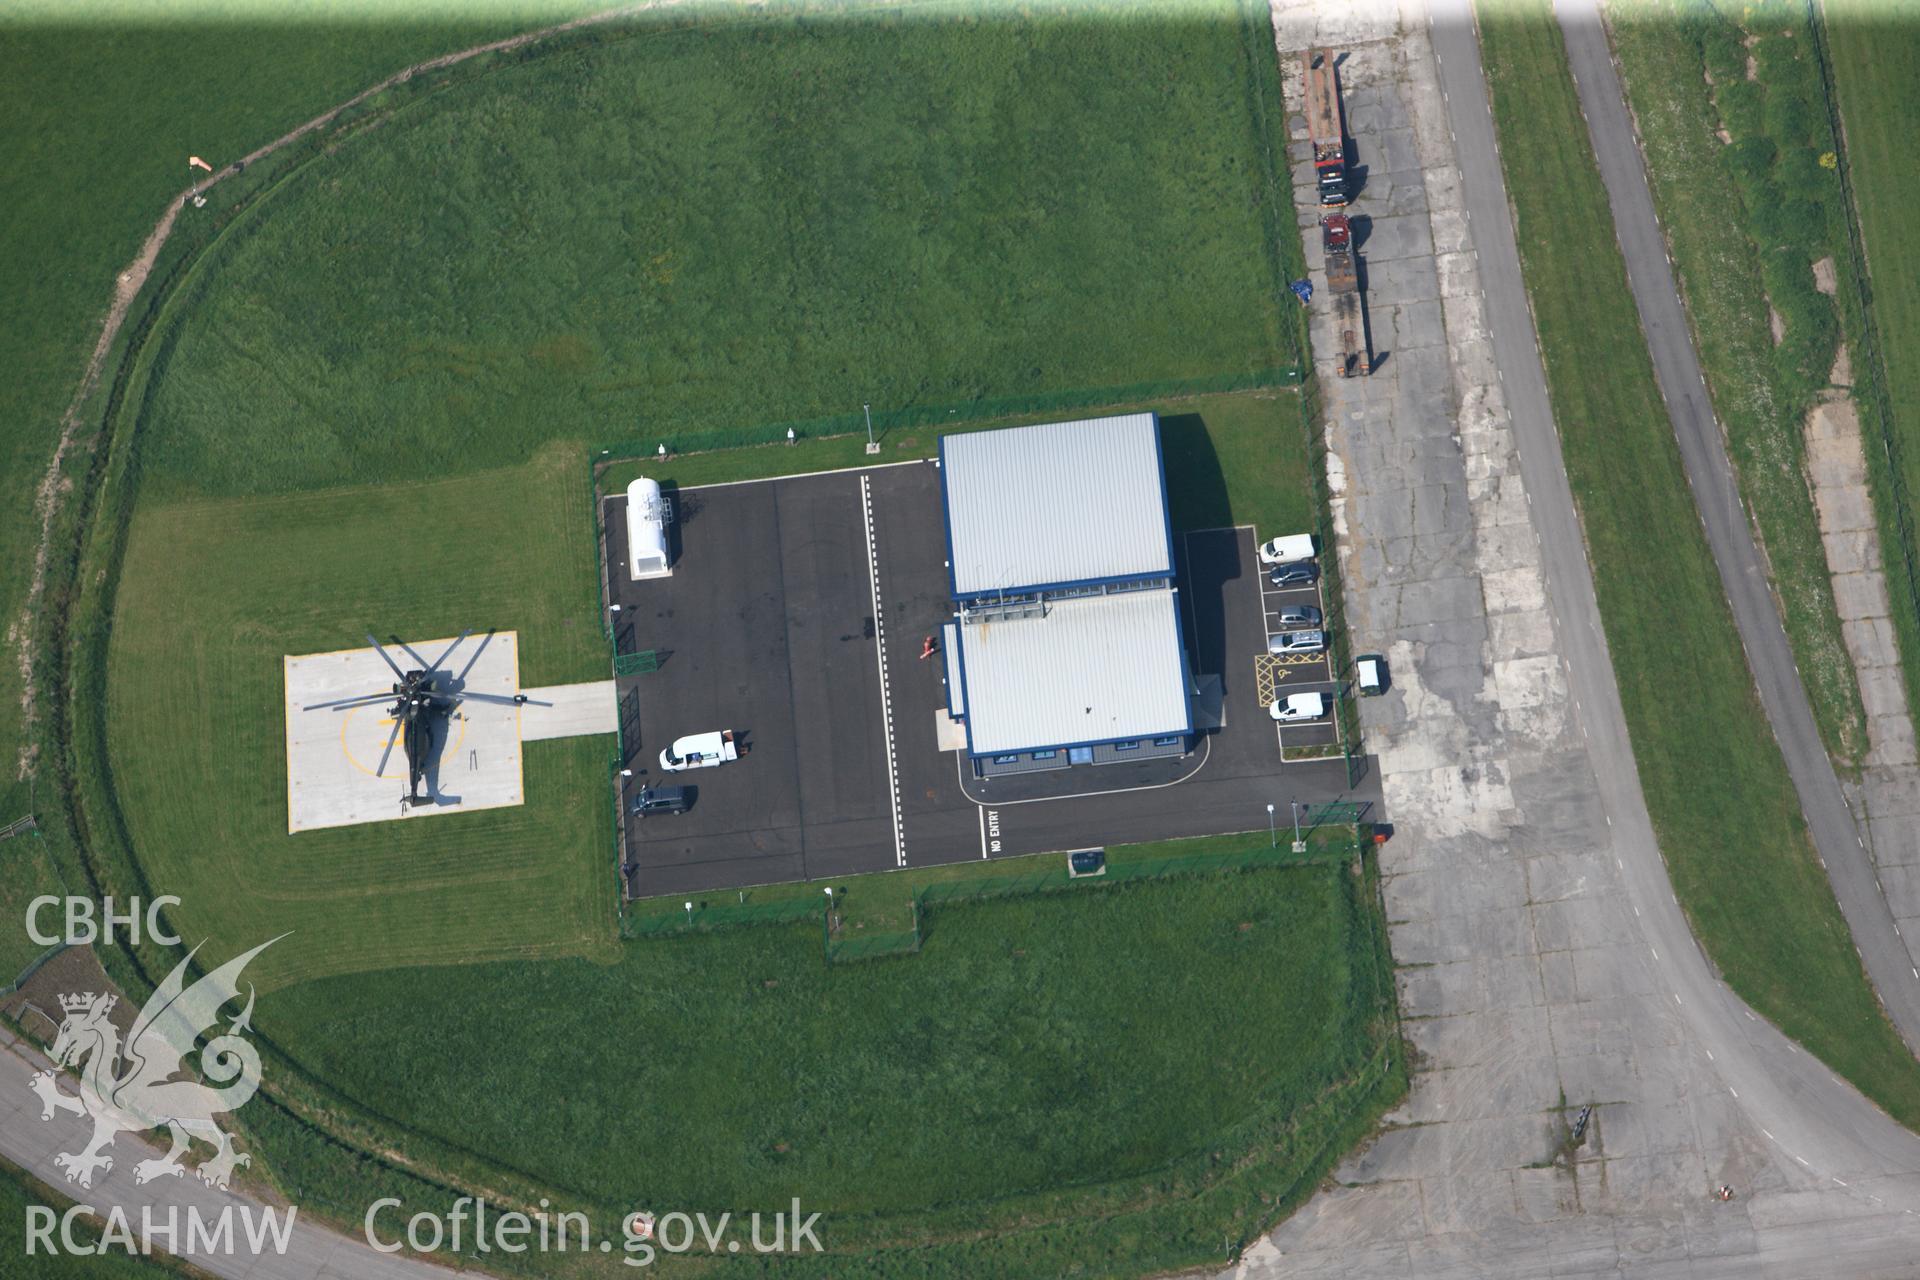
top-left (1266, 803), bottom-right (1276, 848)
top-left (864, 403), bottom-right (879, 455)
top-left (1291, 802), bottom-right (1305, 853)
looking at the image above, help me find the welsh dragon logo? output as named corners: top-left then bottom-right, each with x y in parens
top-left (30, 936), bottom-right (282, 1191)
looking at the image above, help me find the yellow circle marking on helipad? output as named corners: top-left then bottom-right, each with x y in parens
top-left (341, 704), bottom-right (471, 777)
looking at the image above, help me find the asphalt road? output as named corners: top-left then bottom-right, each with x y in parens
top-left (1429, 0), bottom-right (1920, 1204)
top-left (1552, 0), bottom-right (1920, 1053)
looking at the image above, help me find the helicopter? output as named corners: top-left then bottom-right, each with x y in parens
top-left (303, 629), bottom-right (526, 809)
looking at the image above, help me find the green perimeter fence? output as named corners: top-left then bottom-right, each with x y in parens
top-left (590, 363), bottom-right (1312, 916)
top-left (588, 365), bottom-right (1304, 468)
top-left (620, 828), bottom-right (1375, 963)
top-left (1804, 1), bottom-right (1920, 723)
top-left (1293, 369), bottom-right (1367, 786)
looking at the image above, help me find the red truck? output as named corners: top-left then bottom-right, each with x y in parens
top-left (1322, 213), bottom-right (1367, 377)
top-left (1305, 49), bottom-right (1349, 207)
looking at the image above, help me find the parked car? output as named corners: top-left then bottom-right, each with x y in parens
top-left (1355, 653), bottom-right (1389, 696)
top-left (1068, 849), bottom-right (1107, 878)
top-left (631, 785), bottom-right (693, 816)
top-left (1269, 561), bottom-right (1320, 588)
top-left (1269, 691), bottom-right (1327, 722)
top-left (1276, 603), bottom-right (1322, 629)
top-left (1267, 629), bottom-right (1327, 655)
top-left (1258, 534), bottom-right (1317, 565)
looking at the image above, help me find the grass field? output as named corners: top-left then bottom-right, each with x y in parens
top-left (606, 387), bottom-right (1317, 538)
top-left (0, 3), bottom-right (598, 826)
top-left (1826, 4), bottom-right (1920, 723)
top-left (1609, 0), bottom-right (1865, 767)
top-left (0, 835), bottom-right (65, 983)
top-left (0, 1165), bottom-right (203, 1279)
top-left (44, 4), bottom-right (1394, 1270)
top-left (95, 0), bottom-right (1308, 986)
top-left (257, 856), bottom-right (1392, 1274)
top-left (1479, 0), bottom-right (1920, 1127)
top-left (102, 445), bottom-right (615, 986)
top-left (131, 1), bottom-right (1298, 504)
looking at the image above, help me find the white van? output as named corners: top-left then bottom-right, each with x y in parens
top-left (1258, 534), bottom-right (1317, 565)
top-left (626, 477), bottom-right (673, 580)
top-left (1355, 654), bottom-right (1388, 696)
top-left (1269, 692), bottom-right (1327, 722)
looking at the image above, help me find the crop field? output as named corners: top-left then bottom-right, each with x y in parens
top-left (0, 3), bottom-right (599, 825)
top-left (1609, 0), bottom-right (1865, 767)
top-left (258, 856), bottom-right (1396, 1276)
top-left (1826, 6), bottom-right (1920, 719)
top-left (102, 445), bottom-right (614, 986)
top-left (1479, 0), bottom-right (1920, 1127)
top-left (131, 0), bottom-right (1298, 504)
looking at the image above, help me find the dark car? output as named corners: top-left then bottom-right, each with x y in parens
top-left (1068, 849), bottom-right (1106, 878)
top-left (1269, 561), bottom-right (1320, 587)
top-left (631, 785), bottom-right (693, 817)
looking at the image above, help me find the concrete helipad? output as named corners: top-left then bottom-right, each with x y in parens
top-left (282, 632), bottom-right (527, 833)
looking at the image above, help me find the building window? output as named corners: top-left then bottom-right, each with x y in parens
top-left (1031, 750), bottom-right (1058, 760)
top-left (993, 754), bottom-right (1020, 765)
top-left (1113, 740), bottom-right (1140, 752)
top-left (1152, 735), bottom-right (1182, 747)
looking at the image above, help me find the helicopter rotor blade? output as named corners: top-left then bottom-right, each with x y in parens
top-left (453, 629), bottom-right (498, 685)
top-left (426, 628), bottom-right (473, 677)
top-left (460, 691), bottom-right (548, 707)
top-left (391, 634), bottom-right (435, 672)
top-left (375, 713), bottom-right (403, 779)
top-left (366, 632), bottom-right (407, 680)
top-left (305, 691), bottom-right (394, 712)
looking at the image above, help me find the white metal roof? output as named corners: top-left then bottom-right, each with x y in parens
top-left (955, 589), bottom-right (1191, 756)
top-left (942, 622), bottom-right (965, 717)
top-left (941, 414), bottom-right (1172, 597)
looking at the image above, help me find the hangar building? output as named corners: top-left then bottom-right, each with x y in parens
top-left (938, 413), bottom-right (1195, 777)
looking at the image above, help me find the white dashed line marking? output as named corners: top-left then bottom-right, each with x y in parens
top-left (861, 475), bottom-right (906, 868)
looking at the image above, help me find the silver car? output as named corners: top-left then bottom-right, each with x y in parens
top-left (1276, 604), bottom-right (1323, 629)
top-left (1267, 629), bottom-right (1327, 655)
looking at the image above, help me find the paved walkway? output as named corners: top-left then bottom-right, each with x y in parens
top-left (519, 680), bottom-right (618, 740)
top-left (1229, 2), bottom-right (1920, 1275)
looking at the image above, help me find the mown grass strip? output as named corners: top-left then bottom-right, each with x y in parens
top-left (1610, 0), bottom-right (1865, 768)
top-left (1478, 0), bottom-right (1920, 1126)
top-left (256, 856), bottom-right (1395, 1276)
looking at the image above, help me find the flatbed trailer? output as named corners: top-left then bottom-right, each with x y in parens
top-left (1305, 48), bottom-right (1349, 206)
top-left (1321, 213), bottom-right (1368, 377)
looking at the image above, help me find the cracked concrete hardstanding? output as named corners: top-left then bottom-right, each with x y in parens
top-left (1228, 2), bottom-right (1920, 1275)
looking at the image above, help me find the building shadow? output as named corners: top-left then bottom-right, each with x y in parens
top-left (1158, 412), bottom-right (1233, 533)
